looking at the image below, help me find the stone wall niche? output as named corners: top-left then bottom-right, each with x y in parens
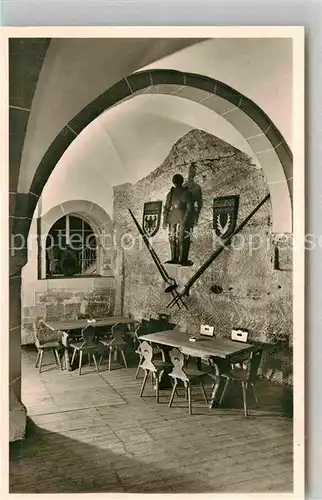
top-left (21, 200), bottom-right (117, 345)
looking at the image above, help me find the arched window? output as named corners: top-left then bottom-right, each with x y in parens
top-left (45, 215), bottom-right (97, 278)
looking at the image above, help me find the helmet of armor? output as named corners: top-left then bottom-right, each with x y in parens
top-left (172, 174), bottom-right (184, 186)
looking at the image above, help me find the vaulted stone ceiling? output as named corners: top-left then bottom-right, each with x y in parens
top-left (40, 93), bottom-right (258, 218)
top-left (33, 37), bottom-right (292, 229)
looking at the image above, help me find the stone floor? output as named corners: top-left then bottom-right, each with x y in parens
top-left (9, 346), bottom-right (293, 493)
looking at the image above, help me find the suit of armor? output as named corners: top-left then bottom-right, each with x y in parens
top-left (163, 174), bottom-right (194, 266)
top-left (183, 180), bottom-right (203, 226)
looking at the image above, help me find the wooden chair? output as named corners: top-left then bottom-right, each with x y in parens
top-left (230, 329), bottom-right (250, 369)
top-left (200, 324), bottom-right (214, 337)
top-left (134, 321), bottom-right (165, 379)
top-left (34, 320), bottom-right (63, 374)
top-left (99, 322), bottom-right (128, 371)
top-left (231, 329), bottom-right (249, 343)
top-left (168, 348), bottom-right (209, 415)
top-left (139, 341), bottom-right (173, 403)
top-left (183, 324), bottom-right (214, 368)
top-left (218, 347), bottom-right (263, 416)
top-left (70, 325), bottom-right (103, 375)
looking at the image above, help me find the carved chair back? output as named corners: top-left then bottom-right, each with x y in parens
top-left (34, 319), bottom-right (60, 347)
top-left (232, 346), bottom-right (263, 382)
top-left (230, 330), bottom-right (251, 367)
top-left (169, 348), bottom-right (189, 382)
top-left (134, 323), bottom-right (144, 345)
top-left (231, 329), bottom-right (249, 343)
top-left (110, 323), bottom-right (128, 345)
top-left (200, 324), bottom-right (214, 337)
top-left (81, 325), bottom-right (97, 346)
top-left (139, 341), bottom-right (157, 372)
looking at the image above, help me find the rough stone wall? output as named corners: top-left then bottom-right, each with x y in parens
top-left (22, 278), bottom-right (116, 344)
top-left (114, 129), bottom-right (293, 384)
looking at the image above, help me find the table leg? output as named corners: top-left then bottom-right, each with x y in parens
top-left (59, 331), bottom-right (73, 372)
top-left (64, 347), bottom-right (72, 371)
top-left (157, 345), bottom-right (173, 389)
top-left (209, 376), bottom-right (221, 408)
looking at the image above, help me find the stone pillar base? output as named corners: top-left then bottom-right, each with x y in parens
top-left (9, 386), bottom-right (27, 442)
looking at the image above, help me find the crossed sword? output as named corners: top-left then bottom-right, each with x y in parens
top-left (129, 193), bottom-right (270, 311)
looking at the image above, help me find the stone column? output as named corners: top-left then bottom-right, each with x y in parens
top-left (9, 260), bottom-right (27, 442)
top-left (9, 192), bottom-right (37, 441)
top-left (9, 38), bottom-right (47, 439)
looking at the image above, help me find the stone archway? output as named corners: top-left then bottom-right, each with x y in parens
top-left (9, 69), bottom-right (293, 441)
top-left (19, 69), bottom-right (292, 238)
top-left (11, 69), bottom-right (293, 269)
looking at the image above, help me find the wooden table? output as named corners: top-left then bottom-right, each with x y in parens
top-left (44, 316), bottom-right (136, 332)
top-left (139, 330), bottom-right (255, 408)
top-left (44, 316), bottom-right (136, 371)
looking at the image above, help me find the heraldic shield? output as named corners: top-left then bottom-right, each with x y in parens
top-left (142, 201), bottom-right (162, 237)
top-left (213, 195), bottom-right (240, 239)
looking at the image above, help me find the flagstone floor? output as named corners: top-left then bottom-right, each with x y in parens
top-left (9, 346), bottom-right (293, 494)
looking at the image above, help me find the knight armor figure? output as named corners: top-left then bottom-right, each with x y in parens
top-left (163, 174), bottom-right (194, 266)
top-left (183, 162), bottom-right (203, 227)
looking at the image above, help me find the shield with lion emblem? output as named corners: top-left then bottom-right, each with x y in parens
top-left (213, 195), bottom-right (239, 239)
top-left (143, 201), bottom-right (162, 237)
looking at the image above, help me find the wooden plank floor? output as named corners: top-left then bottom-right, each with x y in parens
top-left (9, 346), bottom-right (293, 494)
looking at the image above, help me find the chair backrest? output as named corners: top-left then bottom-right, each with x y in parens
top-left (112, 322), bottom-right (129, 334)
top-left (134, 323), bottom-right (144, 342)
top-left (139, 340), bottom-right (156, 372)
top-left (81, 325), bottom-right (97, 345)
top-left (135, 318), bottom-right (176, 346)
top-left (231, 329), bottom-right (249, 343)
top-left (169, 348), bottom-right (189, 382)
top-left (137, 319), bottom-right (148, 333)
top-left (247, 347), bottom-right (263, 383)
top-left (200, 324), bottom-right (214, 337)
top-left (134, 321), bottom-right (149, 347)
top-left (34, 319), bottom-right (58, 346)
top-left (110, 322), bottom-right (128, 343)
